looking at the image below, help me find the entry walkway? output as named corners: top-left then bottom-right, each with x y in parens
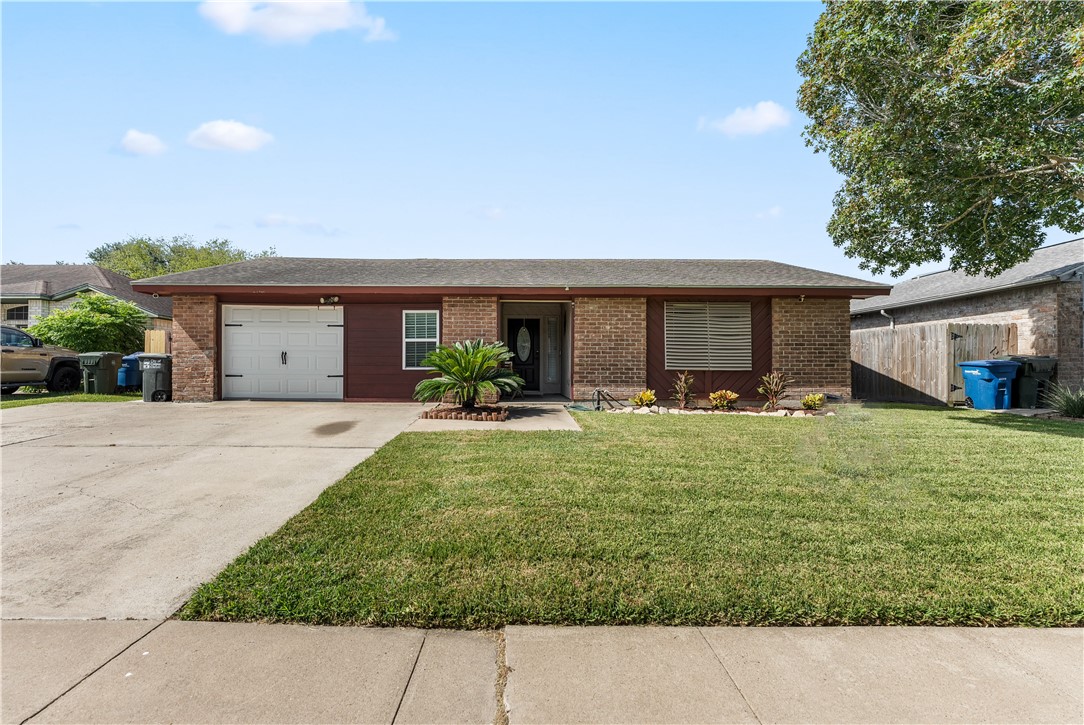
top-left (3, 622), bottom-right (1079, 724)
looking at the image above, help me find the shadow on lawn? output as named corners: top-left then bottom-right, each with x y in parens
top-left (947, 412), bottom-right (1084, 438)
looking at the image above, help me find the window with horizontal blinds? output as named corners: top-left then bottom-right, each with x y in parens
top-left (664, 302), bottom-right (752, 370)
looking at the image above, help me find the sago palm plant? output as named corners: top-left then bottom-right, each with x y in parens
top-left (413, 339), bottom-right (525, 409)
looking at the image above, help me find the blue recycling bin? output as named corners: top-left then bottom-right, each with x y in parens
top-left (117, 352), bottom-right (144, 390)
top-left (957, 359), bottom-right (1021, 410)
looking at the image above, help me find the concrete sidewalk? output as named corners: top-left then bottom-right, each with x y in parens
top-left (3, 622), bottom-right (1080, 724)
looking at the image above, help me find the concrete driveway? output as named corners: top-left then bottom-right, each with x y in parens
top-left (1, 401), bottom-right (422, 620)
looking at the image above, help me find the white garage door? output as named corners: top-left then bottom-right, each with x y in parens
top-left (222, 305), bottom-right (344, 400)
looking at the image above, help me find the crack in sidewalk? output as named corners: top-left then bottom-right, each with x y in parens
top-left (697, 628), bottom-right (763, 724)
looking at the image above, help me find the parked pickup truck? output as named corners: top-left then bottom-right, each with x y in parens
top-left (1, 325), bottom-right (81, 394)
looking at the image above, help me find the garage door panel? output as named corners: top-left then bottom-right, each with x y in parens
top-left (287, 331), bottom-right (313, 346)
top-left (257, 308), bottom-right (286, 324)
top-left (286, 308), bottom-right (314, 324)
top-left (225, 307), bottom-right (257, 324)
top-left (222, 305), bottom-right (343, 400)
top-left (315, 355), bottom-right (340, 372)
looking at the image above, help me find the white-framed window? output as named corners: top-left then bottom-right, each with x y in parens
top-left (403, 310), bottom-right (440, 369)
top-left (664, 301), bottom-right (752, 370)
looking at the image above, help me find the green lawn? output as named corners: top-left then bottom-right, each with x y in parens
top-left (181, 405), bottom-right (1083, 627)
top-left (1, 390), bottom-right (142, 409)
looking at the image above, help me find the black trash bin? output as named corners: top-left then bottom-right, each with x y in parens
top-left (79, 352), bottom-right (123, 394)
top-left (138, 353), bottom-right (173, 402)
top-left (997, 355), bottom-right (1057, 408)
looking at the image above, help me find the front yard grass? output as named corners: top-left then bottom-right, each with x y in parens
top-left (1, 390), bottom-right (142, 409)
top-left (181, 405), bottom-right (1083, 627)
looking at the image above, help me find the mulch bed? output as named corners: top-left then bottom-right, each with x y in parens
top-left (421, 405), bottom-right (509, 421)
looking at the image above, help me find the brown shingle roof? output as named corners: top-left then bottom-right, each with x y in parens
top-left (134, 257), bottom-right (888, 292)
top-left (851, 238), bottom-right (1083, 314)
top-left (0, 264), bottom-right (173, 318)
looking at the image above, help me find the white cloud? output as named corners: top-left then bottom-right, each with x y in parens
top-left (198, 1), bottom-right (395, 43)
top-left (481, 205), bottom-right (504, 221)
top-left (699, 101), bottom-right (791, 137)
top-left (256, 213), bottom-right (339, 236)
top-left (187, 120), bottom-right (273, 152)
top-left (120, 129), bottom-right (167, 156)
top-left (756, 205), bottom-right (783, 220)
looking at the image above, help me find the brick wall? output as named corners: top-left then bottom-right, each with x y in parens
top-left (440, 296), bottom-right (500, 403)
top-left (441, 296), bottom-right (499, 344)
top-left (1056, 281), bottom-right (1083, 385)
top-left (171, 294), bottom-right (217, 402)
top-left (851, 284), bottom-right (1059, 355)
top-left (771, 297), bottom-right (851, 398)
top-left (572, 297), bottom-right (646, 400)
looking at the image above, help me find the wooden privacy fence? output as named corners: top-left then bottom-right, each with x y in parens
top-left (144, 329), bottom-right (172, 354)
top-left (851, 323), bottom-right (1017, 405)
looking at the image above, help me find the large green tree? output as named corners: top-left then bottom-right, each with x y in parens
top-left (88, 236), bottom-right (275, 280)
top-left (28, 293), bottom-right (148, 354)
top-left (797, 1), bottom-right (1084, 276)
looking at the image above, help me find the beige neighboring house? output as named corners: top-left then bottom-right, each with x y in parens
top-left (851, 238), bottom-right (1083, 385)
top-left (0, 264), bottom-right (173, 331)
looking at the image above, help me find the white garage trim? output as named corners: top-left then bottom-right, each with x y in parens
top-left (221, 305), bottom-right (344, 400)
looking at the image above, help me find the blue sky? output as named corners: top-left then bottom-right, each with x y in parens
top-left (3, 2), bottom-right (1061, 282)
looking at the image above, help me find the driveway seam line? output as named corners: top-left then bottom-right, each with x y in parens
top-left (19, 618), bottom-right (168, 725)
top-left (391, 631), bottom-right (427, 725)
top-left (696, 628), bottom-right (763, 725)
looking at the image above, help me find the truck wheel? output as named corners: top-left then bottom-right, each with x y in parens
top-left (47, 366), bottom-right (81, 393)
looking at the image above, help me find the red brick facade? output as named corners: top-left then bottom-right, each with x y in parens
top-left (771, 297), bottom-right (852, 398)
top-left (161, 292), bottom-right (861, 403)
top-left (1056, 281), bottom-right (1083, 385)
top-left (171, 294), bottom-right (218, 402)
top-left (440, 296), bottom-right (500, 402)
top-left (572, 297), bottom-right (647, 400)
top-left (440, 296), bottom-right (500, 345)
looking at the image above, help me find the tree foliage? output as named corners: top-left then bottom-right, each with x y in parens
top-left (413, 340), bottom-right (525, 408)
top-left (87, 236), bottom-right (275, 280)
top-left (797, 1), bottom-right (1084, 276)
top-left (28, 293), bottom-right (148, 354)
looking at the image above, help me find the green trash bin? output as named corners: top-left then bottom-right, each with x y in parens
top-left (138, 353), bottom-right (173, 402)
top-left (997, 355), bottom-right (1058, 408)
top-left (78, 352), bottom-right (122, 394)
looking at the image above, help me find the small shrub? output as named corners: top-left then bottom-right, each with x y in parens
top-left (1043, 383), bottom-right (1084, 418)
top-left (801, 393), bottom-right (826, 410)
top-left (629, 390), bottom-right (657, 408)
top-left (413, 339), bottom-right (524, 409)
top-left (757, 371), bottom-right (793, 410)
top-left (671, 371), bottom-right (695, 409)
top-left (709, 389), bottom-right (740, 410)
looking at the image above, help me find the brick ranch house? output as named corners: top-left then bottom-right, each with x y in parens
top-left (132, 258), bottom-right (889, 403)
top-left (851, 238), bottom-right (1083, 386)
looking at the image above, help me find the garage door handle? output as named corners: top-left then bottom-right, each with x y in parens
top-left (281, 351), bottom-right (287, 365)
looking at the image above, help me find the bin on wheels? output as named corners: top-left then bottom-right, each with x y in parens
top-left (957, 359), bottom-right (1021, 410)
top-left (117, 352), bottom-right (144, 391)
top-left (78, 352), bottom-right (123, 395)
top-left (138, 353), bottom-right (173, 402)
top-left (995, 355), bottom-right (1057, 408)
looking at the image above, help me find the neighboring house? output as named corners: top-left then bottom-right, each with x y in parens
top-left (851, 238), bottom-right (1084, 385)
top-left (0, 264), bottom-right (173, 331)
top-left (133, 258), bottom-right (888, 403)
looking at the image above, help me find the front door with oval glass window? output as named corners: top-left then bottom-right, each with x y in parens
top-left (506, 317), bottom-right (540, 392)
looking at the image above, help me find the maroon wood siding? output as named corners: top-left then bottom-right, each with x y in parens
top-left (646, 297), bottom-right (772, 401)
top-left (345, 302), bottom-right (441, 401)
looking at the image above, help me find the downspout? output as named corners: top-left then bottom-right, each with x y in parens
top-left (880, 309), bottom-right (895, 329)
